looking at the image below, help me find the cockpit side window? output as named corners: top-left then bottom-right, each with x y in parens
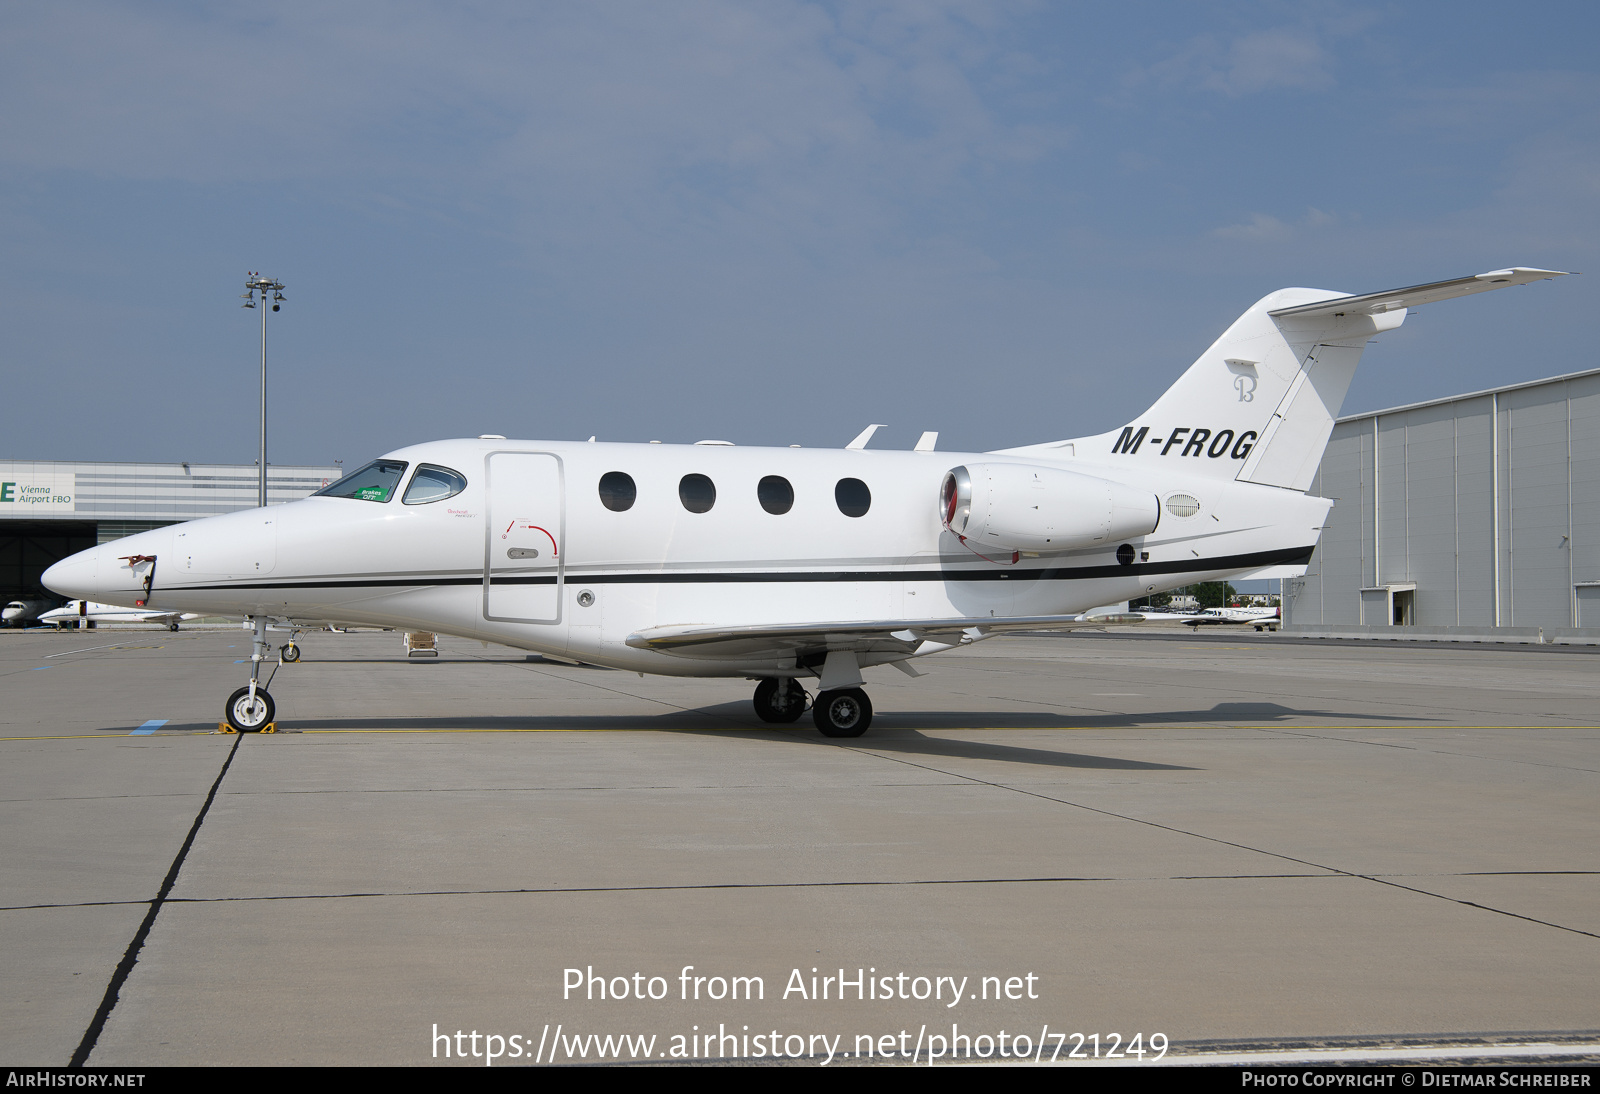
top-left (314, 459), bottom-right (409, 503)
top-left (403, 464), bottom-right (468, 505)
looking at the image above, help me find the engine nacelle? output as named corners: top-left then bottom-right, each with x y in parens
top-left (940, 463), bottom-right (1159, 553)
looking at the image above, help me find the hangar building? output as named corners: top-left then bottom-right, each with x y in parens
top-left (1, 461), bottom-right (342, 605)
top-left (1285, 367), bottom-right (1600, 632)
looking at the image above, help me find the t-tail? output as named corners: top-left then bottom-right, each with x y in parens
top-left (1021, 268), bottom-right (1568, 491)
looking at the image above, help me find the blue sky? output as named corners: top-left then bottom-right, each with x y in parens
top-left (3, 2), bottom-right (1595, 466)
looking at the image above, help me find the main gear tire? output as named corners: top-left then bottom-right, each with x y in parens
top-left (753, 678), bottom-right (807, 723)
top-left (812, 688), bottom-right (872, 738)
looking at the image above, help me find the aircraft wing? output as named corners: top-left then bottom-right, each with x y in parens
top-left (135, 611), bottom-right (190, 624)
top-left (627, 612), bottom-right (1146, 659)
top-left (1268, 267), bottom-right (1567, 319)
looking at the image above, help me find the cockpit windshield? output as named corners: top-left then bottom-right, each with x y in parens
top-left (313, 460), bottom-right (408, 503)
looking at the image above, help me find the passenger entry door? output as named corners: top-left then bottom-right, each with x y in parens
top-left (484, 452), bottom-right (564, 624)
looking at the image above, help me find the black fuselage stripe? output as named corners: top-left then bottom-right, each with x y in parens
top-left (171, 546), bottom-right (1313, 593)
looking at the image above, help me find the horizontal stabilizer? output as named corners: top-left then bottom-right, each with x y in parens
top-left (1268, 268), bottom-right (1568, 319)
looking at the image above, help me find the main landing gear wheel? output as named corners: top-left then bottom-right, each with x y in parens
top-left (168, 623), bottom-right (180, 632)
top-left (281, 643), bottom-right (301, 663)
top-left (812, 688), bottom-right (872, 738)
top-left (225, 686), bottom-right (274, 732)
top-left (753, 678), bottom-right (807, 723)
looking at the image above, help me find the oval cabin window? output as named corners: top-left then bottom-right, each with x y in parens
top-left (835, 478), bottom-right (871, 518)
top-left (598, 472), bottom-right (637, 512)
top-left (758, 475), bottom-right (794, 515)
top-left (679, 473), bottom-right (716, 514)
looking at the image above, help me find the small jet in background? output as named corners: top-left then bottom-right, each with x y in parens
top-left (1122, 603), bottom-right (1279, 630)
top-left (38, 600), bottom-right (200, 631)
top-left (1180, 605), bottom-right (1280, 631)
top-left (3, 598), bottom-right (58, 627)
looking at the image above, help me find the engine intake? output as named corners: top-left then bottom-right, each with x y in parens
top-left (940, 463), bottom-right (1159, 553)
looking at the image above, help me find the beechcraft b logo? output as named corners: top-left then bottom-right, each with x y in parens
top-left (1234, 374), bottom-right (1256, 402)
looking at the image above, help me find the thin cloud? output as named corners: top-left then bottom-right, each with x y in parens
top-left (1394, 71), bottom-right (1600, 137)
top-left (1125, 26), bottom-right (1333, 98)
top-left (1210, 208), bottom-right (1346, 241)
top-left (1212, 28), bottom-right (1332, 95)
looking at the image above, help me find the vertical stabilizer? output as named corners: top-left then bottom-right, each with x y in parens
top-left (1008, 268), bottom-right (1568, 492)
top-left (1022, 286), bottom-right (1403, 485)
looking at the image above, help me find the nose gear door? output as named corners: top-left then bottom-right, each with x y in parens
top-left (484, 452), bottom-right (564, 624)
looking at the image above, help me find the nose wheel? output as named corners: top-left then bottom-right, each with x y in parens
top-left (226, 686), bottom-right (275, 732)
top-left (812, 688), bottom-right (872, 738)
top-left (223, 616), bottom-right (279, 732)
top-left (281, 642), bottom-right (301, 662)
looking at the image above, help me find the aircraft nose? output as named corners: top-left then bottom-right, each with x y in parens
top-left (43, 546), bottom-right (102, 601)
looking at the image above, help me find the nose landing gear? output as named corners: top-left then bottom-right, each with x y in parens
top-left (224, 617), bottom-right (277, 733)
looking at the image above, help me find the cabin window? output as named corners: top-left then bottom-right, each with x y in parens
top-left (835, 477), bottom-right (871, 517)
top-left (758, 475), bottom-right (793, 515)
top-left (403, 464), bottom-right (468, 505)
top-left (314, 459), bottom-right (408, 503)
top-left (598, 471), bottom-right (637, 512)
top-left (679, 473), bottom-right (716, 514)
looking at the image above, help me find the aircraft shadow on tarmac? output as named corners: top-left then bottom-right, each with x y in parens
top-left (162, 699), bottom-right (1432, 772)
top-left (237, 698), bottom-right (1421, 735)
top-left (665, 698), bottom-right (1420, 771)
top-left (868, 700), bottom-right (1424, 730)
top-left (109, 714), bottom-right (1192, 771)
top-left (751, 725), bottom-right (1195, 771)
top-left (276, 654), bottom-right (619, 669)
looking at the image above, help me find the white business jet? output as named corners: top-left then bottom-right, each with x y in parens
top-left (38, 599), bottom-right (200, 631)
top-left (42, 268), bottom-right (1566, 734)
top-left (3, 598), bottom-right (57, 626)
top-left (1180, 605), bottom-right (1281, 631)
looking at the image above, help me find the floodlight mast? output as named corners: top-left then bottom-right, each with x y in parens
top-left (240, 273), bottom-right (286, 508)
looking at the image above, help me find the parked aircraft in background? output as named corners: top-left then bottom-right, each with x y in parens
top-left (1124, 604), bottom-right (1278, 630)
top-left (1181, 605), bottom-right (1281, 631)
top-left (42, 268), bottom-right (1567, 734)
top-left (3, 598), bottom-right (57, 627)
top-left (39, 600), bottom-right (200, 631)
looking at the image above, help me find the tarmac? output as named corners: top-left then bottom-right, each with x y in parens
top-left (2, 625), bottom-right (1597, 1066)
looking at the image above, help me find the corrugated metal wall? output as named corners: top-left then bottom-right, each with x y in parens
top-left (70, 464), bottom-right (339, 519)
top-left (0, 461), bottom-right (340, 521)
top-left (1293, 369), bottom-right (1600, 629)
